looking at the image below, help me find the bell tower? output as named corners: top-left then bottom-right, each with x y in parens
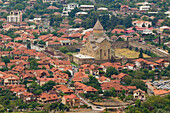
top-left (93, 20), bottom-right (104, 38)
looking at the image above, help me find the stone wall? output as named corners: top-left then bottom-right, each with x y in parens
top-left (129, 41), bottom-right (169, 57)
top-left (112, 41), bottom-right (129, 48)
top-left (115, 56), bottom-right (170, 64)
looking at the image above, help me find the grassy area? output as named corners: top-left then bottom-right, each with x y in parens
top-left (71, 62), bottom-right (78, 66)
top-left (115, 48), bottom-right (150, 58)
top-left (9, 111), bottom-right (46, 113)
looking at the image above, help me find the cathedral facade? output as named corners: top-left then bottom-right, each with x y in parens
top-left (80, 20), bottom-right (114, 60)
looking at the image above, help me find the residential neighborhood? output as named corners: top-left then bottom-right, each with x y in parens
top-left (0, 0), bottom-right (169, 113)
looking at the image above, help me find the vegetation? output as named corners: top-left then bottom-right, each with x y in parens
top-left (104, 67), bottom-right (119, 78)
top-left (115, 49), bottom-right (150, 58)
top-left (126, 95), bottom-right (170, 113)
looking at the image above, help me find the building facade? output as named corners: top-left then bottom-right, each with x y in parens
top-left (80, 20), bottom-right (114, 60)
top-left (7, 10), bottom-right (22, 23)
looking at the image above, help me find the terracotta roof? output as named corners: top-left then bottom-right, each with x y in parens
top-left (133, 89), bottom-right (145, 94)
top-left (47, 6), bottom-right (59, 10)
top-left (3, 74), bottom-right (20, 80)
top-left (39, 93), bottom-right (58, 101)
top-left (154, 90), bottom-right (170, 96)
top-left (63, 94), bottom-right (79, 100)
top-left (155, 59), bottom-right (166, 63)
top-left (84, 86), bottom-right (98, 92)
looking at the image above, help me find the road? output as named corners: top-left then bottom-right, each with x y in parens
top-left (76, 91), bottom-right (131, 111)
top-left (67, 65), bottom-right (78, 88)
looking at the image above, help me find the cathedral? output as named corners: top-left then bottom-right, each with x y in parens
top-left (80, 20), bottom-right (114, 60)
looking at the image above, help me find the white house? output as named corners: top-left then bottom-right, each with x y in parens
top-left (75, 12), bottom-right (88, 16)
top-left (142, 28), bottom-right (154, 34)
top-left (140, 6), bottom-right (150, 11)
top-left (80, 5), bottom-right (94, 11)
top-left (97, 7), bottom-right (108, 11)
top-left (132, 20), bottom-right (152, 28)
top-left (133, 89), bottom-right (146, 101)
top-left (67, 3), bottom-right (79, 12)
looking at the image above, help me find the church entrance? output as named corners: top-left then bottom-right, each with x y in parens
top-left (108, 49), bottom-right (110, 59)
top-left (100, 49), bottom-right (102, 59)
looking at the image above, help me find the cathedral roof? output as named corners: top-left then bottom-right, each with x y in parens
top-left (93, 20), bottom-right (103, 30)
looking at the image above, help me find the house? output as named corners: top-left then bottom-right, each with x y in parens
top-left (153, 90), bottom-right (170, 96)
top-left (83, 86), bottom-right (98, 93)
top-left (72, 71), bottom-right (89, 83)
top-left (36, 77), bottom-right (55, 86)
top-left (7, 10), bottom-right (22, 23)
top-left (133, 89), bottom-right (146, 101)
top-left (37, 93), bottom-right (59, 104)
top-left (20, 92), bottom-right (36, 102)
top-left (62, 94), bottom-right (80, 107)
top-left (155, 59), bottom-right (169, 68)
top-left (0, 62), bottom-right (5, 68)
top-left (133, 58), bottom-right (148, 69)
top-left (12, 66), bottom-right (25, 74)
top-left (98, 76), bottom-right (110, 83)
top-left (3, 74), bottom-right (20, 86)
top-left (75, 12), bottom-right (88, 16)
top-left (132, 20), bottom-right (152, 28)
top-left (146, 83), bottom-right (170, 97)
top-left (3, 24), bottom-right (14, 31)
top-left (124, 63), bottom-right (135, 70)
top-left (74, 18), bottom-right (82, 24)
top-left (47, 6), bottom-right (59, 10)
top-left (111, 29), bottom-right (125, 34)
top-left (80, 5), bottom-right (94, 11)
top-left (57, 38), bottom-right (70, 45)
top-left (101, 81), bottom-right (136, 94)
top-left (139, 6), bottom-right (150, 11)
top-left (120, 5), bottom-right (129, 12)
top-left (74, 82), bottom-right (98, 94)
top-left (111, 73), bottom-right (129, 81)
top-left (97, 7), bottom-right (108, 11)
top-left (53, 85), bottom-right (74, 94)
top-left (142, 27), bottom-right (154, 34)
top-left (67, 3), bottom-right (79, 12)
top-left (156, 19), bottom-right (164, 26)
top-left (10, 85), bottom-right (27, 96)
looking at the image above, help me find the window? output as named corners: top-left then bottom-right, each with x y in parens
top-left (104, 50), bottom-right (107, 56)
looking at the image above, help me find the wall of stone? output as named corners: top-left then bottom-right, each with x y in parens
top-left (112, 41), bottom-right (129, 48)
top-left (129, 41), bottom-right (169, 57)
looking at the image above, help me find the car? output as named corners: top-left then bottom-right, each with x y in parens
top-left (96, 106), bottom-right (101, 109)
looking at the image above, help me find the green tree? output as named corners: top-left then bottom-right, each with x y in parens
top-left (104, 67), bottom-right (119, 77)
top-left (69, 7), bottom-right (81, 18)
top-left (2, 56), bottom-right (10, 64)
top-left (158, 36), bottom-right (161, 46)
top-left (131, 79), bottom-right (147, 91)
top-left (62, 70), bottom-right (71, 77)
top-left (10, 65), bottom-right (15, 70)
top-left (153, 30), bottom-right (157, 34)
top-left (132, 27), bottom-right (136, 31)
top-left (41, 81), bottom-right (56, 92)
top-left (30, 59), bottom-right (38, 70)
top-left (135, 99), bottom-right (141, 107)
top-left (123, 76), bottom-right (132, 85)
top-left (27, 43), bottom-right (31, 49)
top-left (59, 46), bottom-right (68, 53)
top-left (123, 16), bottom-right (132, 28)
top-left (139, 49), bottom-right (144, 58)
top-left (14, 4), bottom-right (24, 10)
